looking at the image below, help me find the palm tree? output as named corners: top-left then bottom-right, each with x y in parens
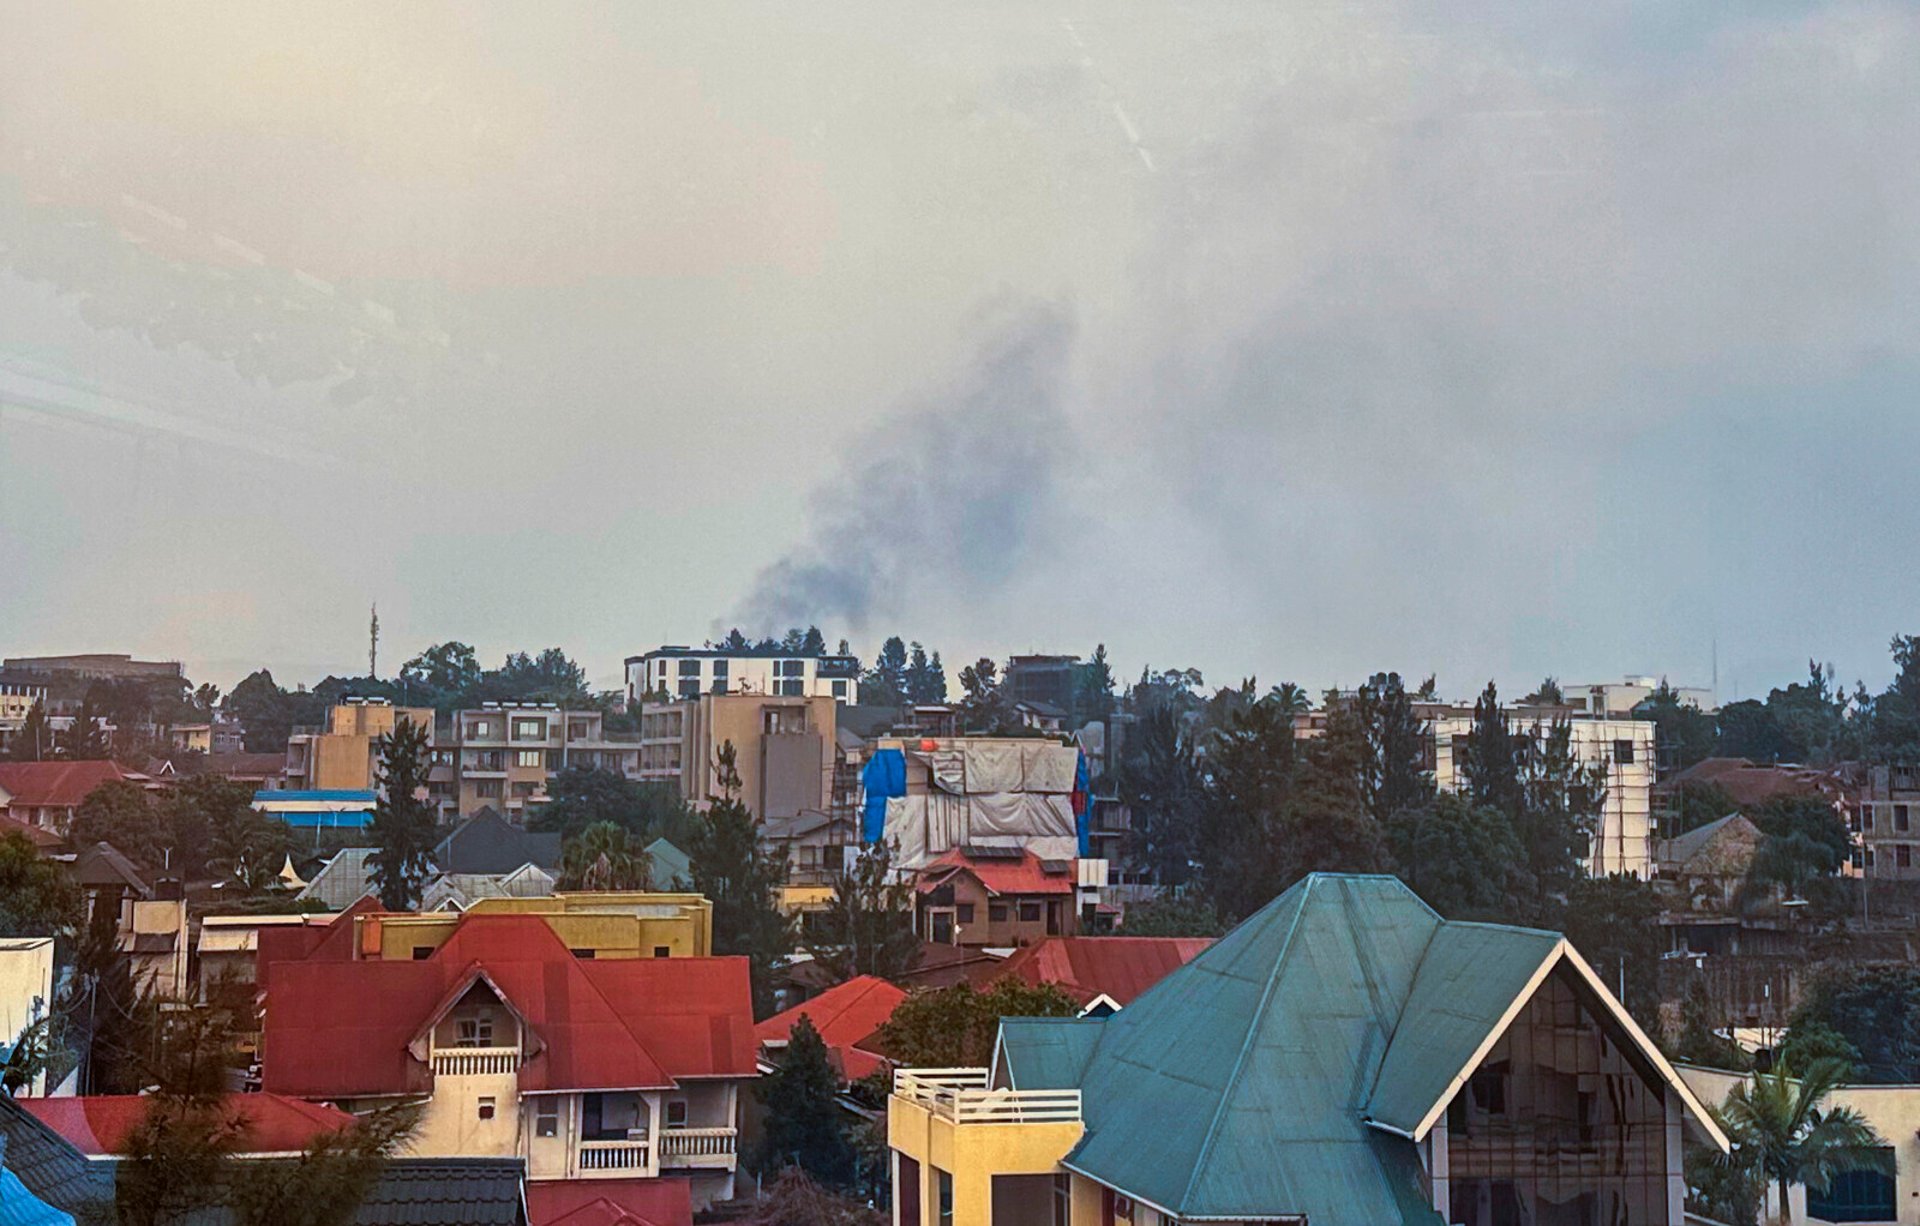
top-left (1716, 1056), bottom-right (1891, 1223)
top-left (560, 821), bottom-right (652, 891)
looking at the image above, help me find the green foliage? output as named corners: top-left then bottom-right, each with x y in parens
top-left (861, 637), bottom-right (910, 706)
top-left (368, 715), bottom-right (435, 910)
top-left (68, 901), bottom-right (155, 1095)
top-left (1119, 892), bottom-right (1225, 937)
top-left (69, 779), bottom-right (162, 863)
top-left (687, 742), bottom-right (794, 1016)
top-left (70, 689), bottom-right (111, 759)
top-left (1713, 1057), bottom-right (1891, 1218)
top-left (956, 658), bottom-right (1009, 733)
top-left (1116, 705), bottom-right (1202, 888)
top-left (1778, 1019), bottom-right (1862, 1079)
top-left (805, 842), bottom-right (920, 982)
top-left (226, 1102), bottom-right (421, 1226)
top-left (1127, 666), bottom-right (1205, 717)
top-left (1461, 682), bottom-right (1524, 817)
top-left (874, 979), bottom-right (1081, 1069)
top-left (1670, 978), bottom-right (1751, 1072)
top-left (1355, 671), bottom-right (1432, 825)
top-left (1786, 963), bottom-right (1920, 1084)
top-left (396, 641), bottom-right (482, 710)
top-left (755, 1017), bottom-right (857, 1187)
top-left (531, 765), bottom-right (694, 843)
top-left (1562, 873), bottom-right (1663, 1029)
top-left (1636, 682), bottom-right (1718, 775)
top-left (5, 699), bottom-right (53, 761)
top-left (904, 642), bottom-right (947, 705)
top-left (1668, 781), bottom-right (1738, 835)
top-left (0, 832), bottom-right (81, 936)
top-left (227, 669), bottom-right (328, 754)
top-left (1386, 794), bottom-right (1526, 922)
top-left (1075, 644), bottom-right (1116, 725)
top-left (746, 1167), bottom-right (885, 1226)
top-left (1715, 699), bottom-right (1797, 764)
top-left (559, 821), bottom-right (653, 890)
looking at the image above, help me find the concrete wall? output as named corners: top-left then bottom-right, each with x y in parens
top-left (0, 938), bottom-right (54, 1095)
top-left (889, 1096), bottom-right (1083, 1226)
top-left (361, 895), bottom-right (713, 960)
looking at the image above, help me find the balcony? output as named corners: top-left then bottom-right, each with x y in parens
top-left (430, 1047), bottom-right (520, 1076)
top-left (893, 1070), bottom-right (1082, 1124)
top-left (575, 1139), bottom-right (650, 1174)
top-left (658, 1126), bottom-right (738, 1170)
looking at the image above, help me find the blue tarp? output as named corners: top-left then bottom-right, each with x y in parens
top-left (0, 1167), bottom-right (74, 1226)
top-left (1074, 750), bottom-right (1092, 857)
top-left (860, 749), bottom-right (906, 843)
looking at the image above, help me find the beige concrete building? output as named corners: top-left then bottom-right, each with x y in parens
top-left (638, 693), bottom-right (835, 821)
top-left (285, 699), bottom-right (440, 792)
top-left (453, 704), bottom-right (640, 819)
top-left (0, 937), bottom-right (55, 1094)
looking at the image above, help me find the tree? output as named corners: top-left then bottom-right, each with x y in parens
top-left (1119, 892), bottom-right (1225, 937)
top-left (1076, 645), bottom-right (1116, 725)
top-left (1194, 684), bottom-right (1296, 920)
top-left (174, 775), bottom-right (288, 889)
top-left (806, 842), bottom-right (920, 982)
top-left (956, 658), bottom-right (1007, 732)
top-left (1637, 682), bottom-right (1718, 776)
top-left (226, 1102), bottom-right (421, 1226)
top-left (904, 643), bottom-right (947, 705)
top-left (1669, 781), bottom-right (1739, 836)
top-left (1461, 682), bottom-right (1524, 817)
top-left (800, 626), bottom-right (828, 656)
top-left (1386, 794), bottom-right (1526, 922)
top-left (396, 641), bottom-right (483, 710)
top-left (1716, 700), bottom-right (1797, 763)
top-left (1786, 964), bottom-right (1920, 1084)
top-left (755, 1017), bottom-right (857, 1187)
top-left (687, 742), bottom-right (794, 1016)
top-left (6, 699), bottom-right (53, 761)
top-left (873, 979), bottom-right (1080, 1069)
top-left (0, 832), bottom-right (82, 936)
top-left (1714, 1057), bottom-right (1891, 1222)
top-left (559, 822), bottom-right (652, 890)
top-left (1116, 705), bottom-right (1202, 888)
top-left (1671, 977), bottom-right (1751, 1071)
top-left (1128, 666), bottom-right (1205, 717)
top-left (71, 689), bottom-right (110, 759)
top-left (70, 779), bottom-right (163, 866)
top-left (1524, 676), bottom-right (1565, 706)
top-left (1354, 671), bottom-right (1431, 824)
top-left (860, 637), bottom-right (910, 706)
top-left (745, 1168), bottom-right (885, 1226)
top-left (1512, 715), bottom-right (1606, 922)
top-left (485, 648), bottom-right (591, 706)
top-left (368, 715), bottom-right (435, 910)
top-left (530, 766), bottom-right (690, 842)
top-left (1562, 873), bottom-right (1663, 1029)
top-left (67, 900), bottom-right (155, 1095)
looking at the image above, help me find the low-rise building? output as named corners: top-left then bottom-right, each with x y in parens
top-left (754, 975), bottom-right (906, 1083)
top-left (252, 789), bottom-right (377, 831)
top-left (1854, 763), bottom-right (1920, 880)
top-left (639, 693), bottom-right (836, 821)
top-left (914, 847), bottom-right (1079, 948)
top-left (1561, 676), bottom-right (1717, 719)
top-left (285, 700), bottom-right (449, 814)
top-left (889, 873), bottom-right (1727, 1226)
top-left (626, 646), bottom-right (859, 704)
top-left (260, 909), bottom-right (755, 1218)
top-left (351, 893), bottom-right (714, 963)
top-left (0, 760), bottom-right (128, 835)
top-left (453, 704), bottom-right (638, 819)
top-left (987, 936), bottom-right (1214, 1015)
top-left (0, 937), bottom-right (55, 1094)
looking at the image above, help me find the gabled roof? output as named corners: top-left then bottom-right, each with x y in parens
top-left (69, 842), bottom-right (152, 896)
top-left (434, 812), bottom-right (562, 874)
top-left (19, 1095), bottom-right (354, 1156)
top-left (755, 975), bottom-right (907, 1082)
top-left (256, 894), bottom-right (380, 990)
top-left (0, 814), bottom-right (64, 852)
top-left (526, 1175), bottom-right (691, 1226)
top-left (1658, 812), bottom-right (1761, 869)
top-left (0, 762), bottom-right (125, 810)
top-left (916, 848), bottom-right (1074, 897)
top-left (997, 874), bottom-right (1725, 1225)
top-left (262, 914), bottom-right (755, 1098)
top-left (991, 937), bottom-right (1214, 1007)
top-left (644, 839), bottom-right (690, 887)
top-left (295, 847), bottom-right (379, 910)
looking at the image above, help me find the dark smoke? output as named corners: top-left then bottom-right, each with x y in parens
top-left (733, 299), bottom-right (1076, 635)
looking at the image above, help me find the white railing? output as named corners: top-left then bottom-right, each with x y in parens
top-left (576, 1140), bottom-right (650, 1173)
top-left (892, 1069), bottom-right (1081, 1124)
top-left (659, 1127), bottom-right (737, 1160)
top-left (430, 1047), bottom-right (520, 1076)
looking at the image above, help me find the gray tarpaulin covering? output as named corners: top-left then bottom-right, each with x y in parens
top-left (876, 741), bottom-right (1082, 868)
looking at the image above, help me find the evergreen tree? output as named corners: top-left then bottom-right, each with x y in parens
top-left (1385, 794), bottom-right (1526, 922)
top-left (1461, 682), bottom-right (1523, 816)
top-left (860, 637), bottom-right (910, 706)
top-left (800, 626), bottom-right (828, 656)
top-left (1513, 715), bottom-right (1606, 921)
top-left (1637, 681), bottom-right (1717, 777)
top-left (903, 643), bottom-right (948, 705)
top-left (755, 1017), bottom-right (856, 1187)
top-left (956, 658), bottom-right (1007, 732)
top-left (1196, 682), bottom-right (1297, 920)
top-left (368, 716), bottom-right (435, 910)
top-left (687, 742), bottom-right (794, 1016)
top-left (1116, 705), bottom-right (1202, 887)
top-left (1355, 671), bottom-right (1432, 824)
top-left (1076, 644), bottom-right (1116, 725)
top-left (6, 699), bottom-right (52, 761)
top-left (71, 690), bottom-right (110, 759)
top-left (1562, 873), bottom-right (1663, 1029)
top-left (806, 842), bottom-right (919, 982)
top-left (0, 831), bottom-right (82, 937)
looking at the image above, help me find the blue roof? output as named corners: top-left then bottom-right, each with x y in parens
top-left (254, 790), bottom-right (378, 803)
top-left (276, 810), bottom-right (374, 829)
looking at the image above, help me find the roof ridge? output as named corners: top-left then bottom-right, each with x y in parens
top-left (1177, 875), bottom-right (1316, 1215)
top-left (1359, 906), bottom-right (1452, 1114)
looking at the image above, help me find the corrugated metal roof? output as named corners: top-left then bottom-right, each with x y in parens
top-left (997, 1017), bottom-right (1104, 1090)
top-left (991, 937), bottom-right (1214, 1006)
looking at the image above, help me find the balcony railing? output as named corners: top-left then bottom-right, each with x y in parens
top-left (576, 1139), bottom-right (650, 1173)
top-left (893, 1069), bottom-right (1082, 1124)
top-left (430, 1047), bottom-right (520, 1076)
top-left (658, 1126), bottom-right (737, 1164)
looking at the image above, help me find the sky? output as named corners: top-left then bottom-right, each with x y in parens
top-left (1, 1), bottom-right (1917, 702)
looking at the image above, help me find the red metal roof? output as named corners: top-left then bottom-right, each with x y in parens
top-left (992, 936), bottom-right (1215, 1006)
top-left (254, 894), bottom-right (380, 991)
top-left (526, 1177), bottom-right (692, 1226)
top-left (0, 812), bottom-right (65, 851)
top-left (20, 1094), bottom-right (354, 1156)
top-left (755, 975), bottom-right (906, 1082)
top-left (916, 848), bottom-right (1075, 897)
top-left (0, 761), bottom-right (126, 810)
top-left (261, 913), bottom-right (755, 1098)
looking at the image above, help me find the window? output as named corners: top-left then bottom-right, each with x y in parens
top-left (1807, 1149), bottom-right (1896, 1222)
top-left (1053, 1173), bottom-right (1072, 1226)
top-left (665, 1099), bottom-right (688, 1127)
top-left (1898, 804), bottom-right (1911, 832)
top-left (467, 720), bottom-right (492, 739)
top-left (571, 948), bottom-right (596, 959)
top-left (654, 946), bottom-right (671, 958)
top-left (1469, 1067), bottom-right (1507, 1115)
top-left (475, 779), bottom-right (503, 799)
top-left (516, 749), bottom-right (544, 768)
top-left (678, 680), bottom-right (700, 699)
top-left (457, 1016), bottom-right (494, 1047)
top-left (989, 902), bottom-right (1009, 923)
top-left (1612, 739), bottom-right (1635, 765)
top-left (679, 660), bottom-right (701, 676)
top-left (833, 680), bottom-right (848, 699)
top-left (777, 659), bottom-right (805, 677)
top-left (1899, 845), bottom-right (1912, 870)
top-left (1862, 803), bottom-right (1877, 831)
top-left (477, 1096), bottom-right (496, 1121)
top-left (513, 718), bottom-right (546, 740)
top-left (535, 1100), bottom-right (558, 1138)
top-left (1019, 901), bottom-right (1042, 923)
top-left (956, 903), bottom-right (976, 924)
top-left (412, 946), bottom-right (434, 961)
top-left (937, 1169), bottom-right (954, 1226)
top-left (712, 660), bottom-right (729, 678)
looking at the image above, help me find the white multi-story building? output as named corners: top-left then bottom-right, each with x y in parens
top-left (1433, 714), bottom-right (1657, 878)
top-left (1562, 675), bottom-right (1717, 718)
top-left (625, 647), bottom-right (860, 704)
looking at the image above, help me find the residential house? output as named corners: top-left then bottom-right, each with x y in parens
top-left (1003, 655), bottom-right (1081, 714)
top-left (1011, 700), bottom-right (1068, 734)
top-left (637, 693), bottom-right (836, 822)
top-left (753, 975), bottom-right (906, 1084)
top-left (21, 1094), bottom-right (356, 1158)
top-left (1654, 813), bottom-right (1764, 914)
top-left (988, 936), bottom-right (1214, 1015)
top-left (260, 911), bottom-right (756, 1219)
top-left (625, 646), bottom-right (860, 704)
top-left (1853, 763), bottom-right (1920, 880)
top-left (196, 914), bottom-right (318, 1004)
top-left (453, 704), bottom-right (639, 819)
top-left (0, 761), bottom-right (128, 835)
top-left (889, 873), bottom-right (1727, 1226)
top-left (0, 937), bottom-right (55, 1094)
top-left (760, 809), bottom-right (858, 931)
top-left (914, 848), bottom-right (1078, 949)
top-left (435, 810), bottom-right (563, 876)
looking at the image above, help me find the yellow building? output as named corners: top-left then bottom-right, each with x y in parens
top-left (637, 693), bottom-right (836, 821)
top-left (285, 700), bottom-right (439, 794)
top-left (353, 892), bottom-right (713, 962)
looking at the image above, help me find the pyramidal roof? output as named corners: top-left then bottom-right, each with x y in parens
top-left (1000, 873), bottom-right (1723, 1224)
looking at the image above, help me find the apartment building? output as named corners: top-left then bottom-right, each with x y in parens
top-left (890, 873), bottom-right (1726, 1226)
top-left (1003, 654), bottom-right (1080, 712)
top-left (638, 693), bottom-right (835, 820)
top-left (625, 646), bottom-right (859, 703)
top-left (1854, 763), bottom-right (1920, 880)
top-left (1562, 675), bottom-right (1717, 719)
top-left (453, 703), bottom-right (639, 819)
top-left (0, 671), bottom-right (49, 724)
top-left (259, 904), bottom-right (753, 1221)
top-left (284, 700), bottom-right (448, 811)
top-left (1432, 713), bottom-right (1657, 878)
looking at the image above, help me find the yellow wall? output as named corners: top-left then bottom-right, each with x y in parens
top-left (888, 1096), bottom-right (1083, 1226)
top-left (361, 894), bottom-right (714, 960)
top-left (311, 733), bottom-right (376, 790)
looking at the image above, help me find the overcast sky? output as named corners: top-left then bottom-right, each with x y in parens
top-left (2, 1), bottom-right (1917, 702)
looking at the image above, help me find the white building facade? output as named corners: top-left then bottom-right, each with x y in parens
top-left (625, 647), bottom-right (859, 704)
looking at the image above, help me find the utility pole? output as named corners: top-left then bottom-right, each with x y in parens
top-left (369, 603), bottom-right (380, 678)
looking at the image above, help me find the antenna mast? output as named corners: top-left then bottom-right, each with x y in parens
top-left (369, 603), bottom-right (380, 678)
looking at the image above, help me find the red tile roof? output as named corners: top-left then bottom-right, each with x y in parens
top-left (0, 812), bottom-right (65, 851)
top-left (0, 761), bottom-right (126, 810)
top-left (20, 1094), bottom-right (355, 1156)
top-left (527, 1177), bottom-right (692, 1226)
top-left (991, 936), bottom-right (1215, 1007)
top-left (261, 913), bottom-right (755, 1098)
top-left (1659, 757), bottom-right (1836, 808)
top-left (755, 975), bottom-right (907, 1082)
top-left (916, 848), bottom-right (1075, 896)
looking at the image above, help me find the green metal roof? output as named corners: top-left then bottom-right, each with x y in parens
top-left (1363, 921), bottom-right (1562, 1137)
top-left (997, 1017), bottom-right (1105, 1091)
